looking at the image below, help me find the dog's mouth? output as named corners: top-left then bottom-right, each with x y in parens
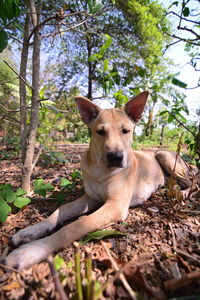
top-left (107, 162), bottom-right (124, 169)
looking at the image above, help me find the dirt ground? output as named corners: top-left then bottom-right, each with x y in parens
top-left (0, 144), bottom-right (200, 300)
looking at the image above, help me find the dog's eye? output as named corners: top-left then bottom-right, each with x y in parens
top-left (122, 128), bottom-right (130, 134)
top-left (96, 129), bottom-right (105, 136)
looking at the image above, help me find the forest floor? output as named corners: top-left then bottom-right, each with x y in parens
top-left (0, 143), bottom-right (200, 300)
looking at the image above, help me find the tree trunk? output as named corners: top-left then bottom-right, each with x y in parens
top-left (86, 37), bottom-right (93, 100)
top-left (196, 122), bottom-right (200, 160)
top-left (22, 0), bottom-right (41, 193)
top-left (20, 13), bottom-right (30, 164)
top-left (145, 107), bottom-right (154, 137)
top-left (159, 124), bottom-right (165, 146)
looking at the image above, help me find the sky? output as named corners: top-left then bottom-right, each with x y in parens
top-left (160, 0), bottom-right (200, 120)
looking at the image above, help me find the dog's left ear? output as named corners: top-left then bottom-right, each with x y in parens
top-left (74, 96), bottom-right (101, 125)
top-left (124, 91), bottom-right (149, 123)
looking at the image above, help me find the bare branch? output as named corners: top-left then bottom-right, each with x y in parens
top-left (177, 25), bottom-right (200, 38)
top-left (185, 85), bottom-right (200, 90)
top-left (165, 11), bottom-right (200, 25)
top-left (168, 112), bottom-right (196, 138)
top-left (2, 60), bottom-right (33, 90)
top-left (0, 114), bottom-right (19, 124)
top-left (101, 241), bottom-right (138, 300)
top-left (6, 33), bottom-right (23, 44)
top-left (164, 32), bottom-right (200, 46)
top-left (0, 104), bottom-right (20, 113)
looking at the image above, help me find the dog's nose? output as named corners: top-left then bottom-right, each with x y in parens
top-left (106, 151), bottom-right (123, 165)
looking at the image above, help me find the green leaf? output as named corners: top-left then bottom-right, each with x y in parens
top-left (0, 30), bottom-right (8, 52)
top-left (33, 179), bottom-right (54, 197)
top-left (121, 222), bottom-right (129, 227)
top-left (14, 197), bottom-right (31, 208)
top-left (5, 189), bottom-right (17, 203)
top-left (87, 0), bottom-right (103, 14)
top-left (71, 170), bottom-right (82, 179)
top-left (0, 0), bottom-right (20, 24)
top-left (60, 178), bottom-right (71, 187)
top-left (168, 114), bottom-right (174, 123)
top-left (82, 230), bottom-right (126, 244)
top-left (183, 7), bottom-right (190, 17)
top-left (15, 188), bottom-right (27, 196)
top-left (0, 198), bottom-right (11, 222)
top-left (99, 35), bottom-right (113, 56)
top-left (168, 1), bottom-right (178, 9)
top-left (92, 3), bottom-right (103, 14)
top-left (159, 110), bottom-right (168, 116)
top-left (53, 254), bottom-right (65, 271)
top-left (172, 78), bottom-right (187, 88)
top-left (103, 59), bottom-right (109, 72)
top-left (88, 54), bottom-right (99, 62)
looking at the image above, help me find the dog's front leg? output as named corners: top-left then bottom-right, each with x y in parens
top-left (10, 195), bottom-right (99, 248)
top-left (4, 200), bottom-right (128, 270)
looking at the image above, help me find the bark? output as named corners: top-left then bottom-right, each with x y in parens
top-left (22, 0), bottom-right (41, 192)
top-left (196, 122), bottom-right (200, 160)
top-left (145, 108), bottom-right (154, 137)
top-left (20, 14), bottom-right (30, 164)
top-left (159, 124), bottom-right (165, 146)
top-left (87, 39), bottom-right (93, 100)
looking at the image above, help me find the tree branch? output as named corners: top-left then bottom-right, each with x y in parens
top-left (2, 60), bottom-right (33, 90)
top-left (169, 112), bottom-right (196, 138)
top-left (0, 114), bottom-right (20, 123)
top-left (177, 25), bottom-right (200, 38)
top-left (165, 11), bottom-right (200, 25)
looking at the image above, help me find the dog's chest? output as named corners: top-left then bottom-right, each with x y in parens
top-left (82, 168), bottom-right (126, 203)
top-left (83, 176), bottom-right (108, 203)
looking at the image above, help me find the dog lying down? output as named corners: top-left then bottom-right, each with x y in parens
top-left (3, 91), bottom-right (198, 270)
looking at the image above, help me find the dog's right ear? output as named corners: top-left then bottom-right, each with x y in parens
top-left (74, 96), bottom-right (101, 125)
top-left (125, 91), bottom-right (149, 123)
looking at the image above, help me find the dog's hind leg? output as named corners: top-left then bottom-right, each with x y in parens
top-left (10, 195), bottom-right (100, 248)
top-left (155, 150), bottom-right (195, 189)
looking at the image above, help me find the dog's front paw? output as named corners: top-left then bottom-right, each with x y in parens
top-left (3, 240), bottom-right (50, 271)
top-left (9, 221), bottom-right (51, 248)
top-left (10, 228), bottom-right (36, 248)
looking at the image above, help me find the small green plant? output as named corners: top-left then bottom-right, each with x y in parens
top-left (39, 149), bottom-right (66, 166)
top-left (71, 170), bottom-right (82, 180)
top-left (58, 171), bottom-right (83, 195)
top-left (53, 244), bottom-right (107, 300)
top-left (0, 136), bottom-right (20, 159)
top-left (0, 184), bottom-right (31, 222)
top-left (33, 179), bottom-right (54, 197)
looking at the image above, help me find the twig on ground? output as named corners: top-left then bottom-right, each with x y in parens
top-left (47, 255), bottom-right (69, 300)
top-left (168, 223), bottom-right (200, 265)
top-left (101, 240), bottom-right (138, 300)
top-left (168, 222), bottom-right (177, 250)
top-left (153, 253), bottom-right (171, 275)
top-left (175, 249), bottom-right (200, 265)
top-left (164, 271), bottom-right (200, 291)
top-left (0, 262), bottom-right (20, 273)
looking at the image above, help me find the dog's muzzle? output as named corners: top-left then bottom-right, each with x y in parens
top-left (106, 151), bottom-right (124, 168)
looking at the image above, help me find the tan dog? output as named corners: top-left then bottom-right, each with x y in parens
top-left (3, 91), bottom-right (196, 270)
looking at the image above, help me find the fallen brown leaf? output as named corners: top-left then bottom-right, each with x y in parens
top-left (1, 281), bottom-right (21, 291)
